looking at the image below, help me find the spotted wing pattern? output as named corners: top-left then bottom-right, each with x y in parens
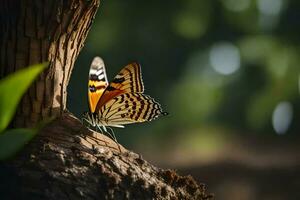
top-left (96, 62), bottom-right (144, 109)
top-left (88, 57), bottom-right (108, 113)
top-left (98, 93), bottom-right (166, 127)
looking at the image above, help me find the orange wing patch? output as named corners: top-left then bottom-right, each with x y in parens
top-left (84, 58), bottom-right (168, 131)
top-left (96, 62), bottom-right (144, 110)
top-left (88, 57), bottom-right (108, 113)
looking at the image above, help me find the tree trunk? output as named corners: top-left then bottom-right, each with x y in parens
top-left (0, 0), bottom-right (99, 127)
top-left (0, 1), bottom-right (213, 199)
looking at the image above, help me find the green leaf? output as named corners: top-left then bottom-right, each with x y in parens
top-left (0, 63), bottom-right (47, 133)
top-left (0, 128), bottom-right (37, 160)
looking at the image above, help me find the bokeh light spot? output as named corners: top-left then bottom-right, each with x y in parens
top-left (257, 0), bottom-right (283, 16)
top-left (272, 101), bottom-right (293, 135)
top-left (209, 42), bottom-right (240, 75)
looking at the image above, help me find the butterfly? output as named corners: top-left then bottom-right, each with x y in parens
top-left (83, 57), bottom-right (167, 135)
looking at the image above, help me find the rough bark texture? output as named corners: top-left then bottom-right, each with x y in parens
top-left (0, 0), bottom-right (99, 127)
top-left (0, 1), bottom-right (213, 199)
top-left (0, 113), bottom-right (213, 200)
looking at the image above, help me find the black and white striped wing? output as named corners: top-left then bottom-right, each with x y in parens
top-left (88, 57), bottom-right (109, 113)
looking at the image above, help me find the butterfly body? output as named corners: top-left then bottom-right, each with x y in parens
top-left (84, 57), bottom-right (167, 132)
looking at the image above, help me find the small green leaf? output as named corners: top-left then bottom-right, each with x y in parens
top-left (0, 128), bottom-right (37, 160)
top-left (0, 63), bottom-right (47, 133)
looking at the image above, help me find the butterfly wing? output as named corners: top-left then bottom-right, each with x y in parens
top-left (109, 62), bottom-right (144, 93)
top-left (96, 62), bottom-right (144, 109)
top-left (98, 93), bottom-right (167, 127)
top-left (88, 57), bottom-right (108, 113)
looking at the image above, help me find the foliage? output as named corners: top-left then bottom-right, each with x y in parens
top-left (69, 0), bottom-right (300, 147)
top-left (0, 63), bottom-right (46, 160)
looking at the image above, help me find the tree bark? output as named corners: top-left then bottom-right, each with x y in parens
top-left (0, 1), bottom-right (213, 199)
top-left (0, 0), bottom-right (99, 127)
top-left (1, 112), bottom-right (213, 200)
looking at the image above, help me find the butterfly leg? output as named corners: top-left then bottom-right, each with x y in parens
top-left (107, 127), bottom-right (118, 143)
top-left (102, 125), bottom-right (107, 132)
top-left (102, 126), bottom-right (116, 142)
top-left (106, 127), bottom-right (122, 153)
top-left (81, 117), bottom-right (88, 126)
top-left (82, 118), bottom-right (90, 130)
top-left (96, 124), bottom-right (113, 140)
top-left (82, 117), bottom-right (95, 130)
top-left (95, 125), bottom-right (120, 152)
top-left (96, 124), bottom-right (104, 134)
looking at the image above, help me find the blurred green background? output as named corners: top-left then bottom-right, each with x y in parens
top-left (68, 0), bottom-right (300, 199)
